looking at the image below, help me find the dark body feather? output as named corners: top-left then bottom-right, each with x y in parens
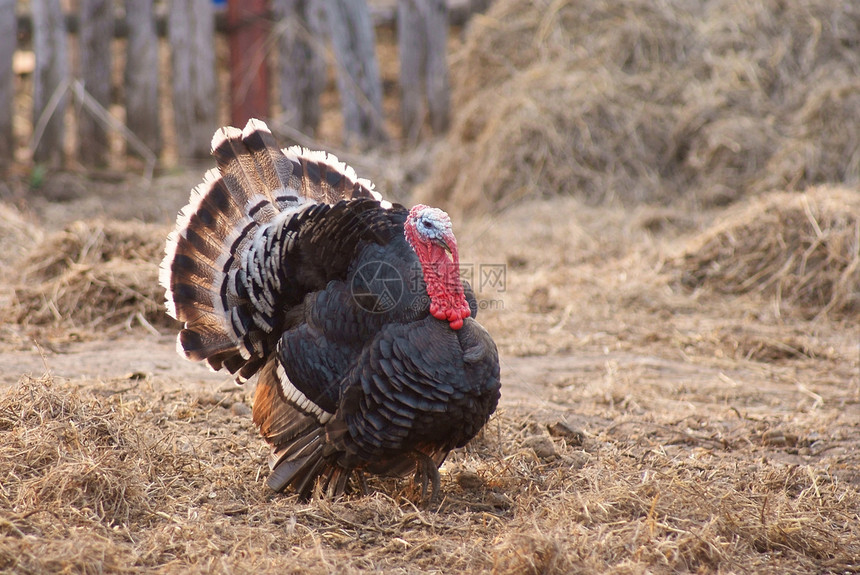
top-left (161, 120), bottom-right (500, 498)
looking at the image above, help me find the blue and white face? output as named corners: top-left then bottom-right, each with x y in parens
top-left (411, 206), bottom-right (453, 250)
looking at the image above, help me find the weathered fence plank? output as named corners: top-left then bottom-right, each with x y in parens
top-left (272, 0), bottom-right (326, 136)
top-left (0, 0), bottom-right (15, 165)
top-left (227, 0), bottom-right (270, 126)
top-left (125, 0), bottom-right (161, 158)
top-left (31, 0), bottom-right (69, 165)
top-left (325, 0), bottom-right (387, 147)
top-left (78, 0), bottom-right (113, 166)
top-left (422, 0), bottom-right (451, 137)
top-left (168, 0), bottom-right (217, 159)
top-left (398, 0), bottom-right (423, 142)
top-left (398, 0), bottom-right (451, 141)
top-left (9, 0), bottom-right (481, 167)
top-left (408, 0), bottom-right (450, 138)
top-left (16, 1), bottom-right (486, 42)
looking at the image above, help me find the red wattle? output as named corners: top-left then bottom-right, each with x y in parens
top-left (404, 216), bottom-right (471, 331)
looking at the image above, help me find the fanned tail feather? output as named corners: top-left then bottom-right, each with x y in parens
top-left (160, 118), bottom-right (388, 380)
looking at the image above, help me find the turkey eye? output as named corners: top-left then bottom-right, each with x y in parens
top-left (422, 220), bottom-right (433, 228)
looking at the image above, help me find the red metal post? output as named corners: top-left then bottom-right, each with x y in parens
top-left (227, 0), bottom-right (270, 126)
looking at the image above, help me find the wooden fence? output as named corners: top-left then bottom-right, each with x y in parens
top-left (2, 0), bottom-right (484, 174)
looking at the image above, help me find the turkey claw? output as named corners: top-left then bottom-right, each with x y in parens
top-left (412, 451), bottom-right (441, 503)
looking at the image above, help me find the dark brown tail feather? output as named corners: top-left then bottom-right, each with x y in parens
top-left (254, 361), bottom-right (333, 495)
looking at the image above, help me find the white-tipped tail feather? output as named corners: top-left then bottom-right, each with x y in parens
top-left (160, 119), bottom-right (392, 378)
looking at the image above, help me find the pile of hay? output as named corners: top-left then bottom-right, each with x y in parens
top-left (671, 186), bottom-right (860, 319)
top-left (2, 373), bottom-right (858, 573)
top-left (0, 374), bottom-right (267, 573)
top-left (419, 0), bottom-right (860, 213)
top-left (2, 318), bottom-right (853, 575)
top-left (0, 204), bottom-right (42, 272)
top-left (9, 219), bottom-right (173, 331)
top-left (0, 375), bottom-right (173, 572)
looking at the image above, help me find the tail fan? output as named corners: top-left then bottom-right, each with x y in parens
top-left (159, 119), bottom-right (388, 380)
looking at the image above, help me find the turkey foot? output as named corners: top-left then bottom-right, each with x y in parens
top-left (322, 467), bottom-right (351, 499)
top-left (411, 451), bottom-right (441, 502)
top-left (356, 470), bottom-right (369, 497)
top-left (321, 468), bottom-right (370, 499)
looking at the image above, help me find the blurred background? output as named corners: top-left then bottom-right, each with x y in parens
top-left (2, 0), bottom-right (859, 212)
top-left (1, 0), bottom-right (857, 338)
top-left (1, 0), bottom-right (858, 357)
top-left (3, 0), bottom-right (487, 178)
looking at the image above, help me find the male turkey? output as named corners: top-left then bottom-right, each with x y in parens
top-left (160, 119), bottom-right (500, 499)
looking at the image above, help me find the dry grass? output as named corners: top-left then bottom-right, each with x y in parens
top-left (0, 373), bottom-right (268, 574)
top-left (7, 218), bottom-right (174, 332)
top-left (671, 186), bottom-right (860, 320)
top-left (1, 367), bottom-right (857, 574)
top-left (0, 203), bottom-right (42, 272)
top-left (419, 0), bottom-right (860, 213)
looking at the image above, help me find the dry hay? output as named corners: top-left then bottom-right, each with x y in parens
top-left (419, 0), bottom-right (860, 213)
top-left (671, 186), bottom-right (860, 320)
top-left (0, 203), bottom-right (42, 272)
top-left (1, 373), bottom-right (858, 574)
top-left (8, 218), bottom-right (174, 331)
top-left (0, 374), bottom-right (171, 573)
top-left (0, 373), bottom-right (268, 573)
top-left (419, 65), bottom-right (677, 214)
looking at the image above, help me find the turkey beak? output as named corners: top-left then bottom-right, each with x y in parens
top-left (432, 236), bottom-right (453, 257)
top-left (433, 233), bottom-right (459, 267)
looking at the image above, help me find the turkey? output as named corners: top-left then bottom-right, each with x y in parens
top-left (160, 119), bottom-right (500, 500)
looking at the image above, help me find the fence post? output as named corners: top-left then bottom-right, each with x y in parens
top-left (324, 0), bottom-right (386, 147)
top-left (398, 0), bottom-right (449, 142)
top-left (227, 0), bottom-right (270, 126)
top-left (169, 0), bottom-right (217, 159)
top-left (31, 0), bottom-right (68, 165)
top-left (0, 0), bottom-right (14, 167)
top-left (272, 0), bottom-right (325, 136)
top-left (78, 0), bottom-right (113, 166)
top-left (125, 0), bottom-right (161, 159)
